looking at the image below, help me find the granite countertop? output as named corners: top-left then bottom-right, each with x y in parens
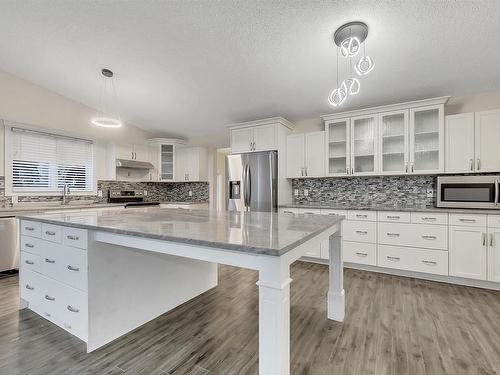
top-left (0, 202), bottom-right (125, 216)
top-left (18, 208), bottom-right (344, 256)
top-left (280, 202), bottom-right (500, 215)
top-left (160, 201), bottom-right (209, 205)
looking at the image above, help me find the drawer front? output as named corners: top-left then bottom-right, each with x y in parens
top-left (449, 213), bottom-right (486, 227)
top-left (378, 211), bottom-right (411, 223)
top-left (60, 247), bottom-right (88, 291)
top-left (20, 269), bottom-right (42, 304)
top-left (20, 220), bottom-right (41, 238)
top-left (63, 227), bottom-right (88, 250)
top-left (347, 210), bottom-right (377, 221)
top-left (280, 207), bottom-right (299, 214)
top-left (21, 251), bottom-right (41, 273)
top-left (411, 212), bottom-right (448, 225)
top-left (487, 215), bottom-right (500, 228)
top-left (20, 236), bottom-right (44, 255)
top-left (343, 241), bottom-right (376, 266)
top-left (378, 245), bottom-right (448, 276)
top-left (59, 284), bottom-right (88, 341)
top-left (39, 243), bottom-right (64, 279)
top-left (298, 208), bottom-right (321, 215)
top-left (42, 223), bottom-right (62, 243)
top-left (378, 222), bottom-right (448, 250)
top-left (39, 275), bottom-right (66, 315)
top-left (321, 209), bottom-right (348, 217)
top-left (343, 221), bottom-right (377, 243)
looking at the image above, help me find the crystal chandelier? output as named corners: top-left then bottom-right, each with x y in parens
top-left (328, 22), bottom-right (374, 107)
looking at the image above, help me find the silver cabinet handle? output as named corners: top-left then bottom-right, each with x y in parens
top-left (422, 260), bottom-right (437, 265)
top-left (355, 252), bottom-right (368, 257)
top-left (25, 227), bottom-right (35, 231)
top-left (304, 167), bottom-right (308, 177)
top-left (387, 232), bottom-right (400, 237)
top-left (411, 163), bottom-right (414, 173)
top-left (459, 218), bottom-right (476, 223)
top-left (25, 284), bottom-right (34, 290)
top-left (387, 215), bottom-right (400, 220)
top-left (346, 167), bottom-right (349, 174)
top-left (66, 235), bottom-right (79, 241)
top-left (328, 213), bottom-right (337, 216)
top-left (301, 167), bottom-right (304, 177)
top-left (67, 305), bottom-right (79, 313)
top-left (491, 234), bottom-right (495, 247)
top-left (356, 214), bottom-right (368, 218)
top-left (469, 158), bottom-right (474, 171)
top-left (405, 163), bottom-right (408, 173)
top-left (45, 295), bottom-right (55, 301)
top-left (355, 230), bottom-right (368, 235)
top-left (45, 258), bottom-right (55, 264)
top-left (387, 256), bottom-right (400, 261)
top-left (283, 210), bottom-right (294, 214)
top-left (303, 212), bottom-right (315, 215)
top-left (421, 217), bottom-right (437, 222)
top-left (45, 231), bottom-right (56, 236)
top-left (482, 233), bottom-right (486, 246)
top-left (476, 158), bottom-right (481, 171)
top-left (24, 260), bottom-right (34, 265)
top-left (67, 265), bottom-right (80, 272)
top-left (351, 167), bottom-right (354, 174)
top-left (422, 235), bottom-right (437, 240)
top-left (25, 243), bottom-right (35, 248)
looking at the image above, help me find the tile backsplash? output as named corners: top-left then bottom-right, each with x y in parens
top-left (292, 175), bottom-right (436, 207)
top-left (0, 177), bottom-right (209, 206)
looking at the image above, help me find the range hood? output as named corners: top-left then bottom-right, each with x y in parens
top-left (116, 159), bottom-right (155, 169)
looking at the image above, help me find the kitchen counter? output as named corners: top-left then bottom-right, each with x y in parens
top-left (280, 202), bottom-right (500, 215)
top-left (0, 202), bottom-right (124, 216)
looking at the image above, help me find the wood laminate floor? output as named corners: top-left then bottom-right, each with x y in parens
top-left (1, 263), bottom-right (500, 375)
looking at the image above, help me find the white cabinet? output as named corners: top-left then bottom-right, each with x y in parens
top-left (175, 147), bottom-right (208, 182)
top-left (148, 139), bottom-right (186, 182)
top-left (351, 115), bottom-right (378, 175)
top-left (286, 132), bottom-right (325, 178)
top-left (445, 110), bottom-right (500, 173)
top-left (488, 228), bottom-right (500, 283)
top-left (325, 118), bottom-right (350, 176)
top-left (449, 225), bottom-right (487, 280)
top-left (379, 110), bottom-right (409, 174)
top-left (409, 105), bottom-right (444, 174)
top-left (115, 144), bottom-right (150, 161)
top-left (230, 121), bottom-right (290, 154)
top-left (253, 124), bottom-right (277, 152)
top-left (231, 128), bottom-right (254, 154)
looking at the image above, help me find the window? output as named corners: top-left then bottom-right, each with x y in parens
top-left (8, 126), bottom-right (94, 194)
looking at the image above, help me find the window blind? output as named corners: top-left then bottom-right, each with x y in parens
top-left (10, 127), bottom-right (94, 193)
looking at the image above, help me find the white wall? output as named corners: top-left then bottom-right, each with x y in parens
top-left (0, 69), bottom-right (153, 178)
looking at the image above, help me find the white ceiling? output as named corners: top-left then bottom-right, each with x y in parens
top-left (0, 0), bottom-right (499, 139)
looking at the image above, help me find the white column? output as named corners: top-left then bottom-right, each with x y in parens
top-left (257, 260), bottom-right (292, 375)
top-left (328, 224), bottom-right (345, 321)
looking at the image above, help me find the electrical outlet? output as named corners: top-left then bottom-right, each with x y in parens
top-left (97, 190), bottom-right (103, 198)
top-left (294, 189), bottom-right (299, 196)
top-left (304, 189), bottom-right (309, 197)
top-left (144, 190), bottom-right (148, 196)
top-left (189, 190), bottom-right (193, 197)
top-left (426, 188), bottom-right (434, 198)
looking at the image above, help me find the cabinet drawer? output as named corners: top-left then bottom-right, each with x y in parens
top-left (343, 221), bottom-right (377, 243)
top-left (487, 215), bottom-right (500, 228)
top-left (39, 243), bottom-right (63, 279)
top-left (378, 222), bottom-right (448, 250)
top-left (21, 251), bottom-right (41, 273)
top-left (321, 209), bottom-right (348, 217)
top-left (280, 208), bottom-right (298, 214)
top-left (20, 220), bottom-right (41, 238)
top-left (449, 213), bottom-right (486, 227)
top-left (42, 223), bottom-right (62, 243)
top-left (20, 269), bottom-right (42, 304)
top-left (59, 284), bottom-right (88, 341)
top-left (347, 210), bottom-right (377, 221)
top-left (411, 212), bottom-right (448, 225)
top-left (40, 274), bottom-right (66, 315)
top-left (20, 236), bottom-right (44, 255)
top-left (298, 208), bottom-right (321, 215)
top-left (343, 241), bottom-right (376, 266)
top-left (378, 211), bottom-right (410, 223)
top-left (60, 247), bottom-right (88, 291)
top-left (63, 227), bottom-right (88, 250)
top-left (377, 245), bottom-right (448, 276)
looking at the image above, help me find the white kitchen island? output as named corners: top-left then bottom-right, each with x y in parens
top-left (18, 208), bottom-right (344, 375)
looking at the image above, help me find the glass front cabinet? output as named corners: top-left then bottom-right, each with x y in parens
top-left (148, 139), bottom-right (186, 182)
top-left (378, 110), bottom-right (409, 174)
top-left (325, 118), bottom-right (350, 176)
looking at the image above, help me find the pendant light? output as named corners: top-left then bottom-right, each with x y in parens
top-left (91, 68), bottom-right (122, 128)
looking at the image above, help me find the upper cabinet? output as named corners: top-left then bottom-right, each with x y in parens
top-left (115, 143), bottom-right (151, 162)
top-left (229, 117), bottom-right (293, 154)
top-left (175, 146), bottom-right (208, 182)
top-left (325, 118), bottom-right (350, 176)
top-left (351, 115), bottom-right (378, 175)
top-left (379, 110), bottom-right (409, 174)
top-left (148, 139), bottom-right (186, 182)
top-left (445, 109), bottom-right (500, 173)
top-left (286, 132), bottom-right (325, 178)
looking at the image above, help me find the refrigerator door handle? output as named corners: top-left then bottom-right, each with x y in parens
top-left (247, 165), bottom-right (252, 209)
top-left (242, 164), bottom-right (248, 207)
top-left (269, 152), bottom-right (277, 211)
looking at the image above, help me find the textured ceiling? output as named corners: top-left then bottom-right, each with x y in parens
top-left (0, 0), bottom-right (499, 139)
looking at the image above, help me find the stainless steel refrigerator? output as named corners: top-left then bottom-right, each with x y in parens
top-left (226, 151), bottom-right (278, 212)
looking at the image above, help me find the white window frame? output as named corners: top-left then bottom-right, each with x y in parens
top-left (4, 121), bottom-right (97, 197)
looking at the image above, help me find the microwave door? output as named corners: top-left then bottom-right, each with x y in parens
top-left (437, 176), bottom-right (500, 209)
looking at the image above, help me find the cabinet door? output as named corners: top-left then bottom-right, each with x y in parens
top-left (286, 134), bottom-right (305, 178)
top-left (488, 229), bottom-right (500, 283)
top-left (115, 144), bottom-right (134, 160)
top-left (351, 115), bottom-right (378, 175)
top-left (449, 226), bottom-right (487, 280)
top-left (475, 110), bottom-right (500, 172)
top-left (133, 144), bottom-right (150, 162)
top-left (325, 119), bottom-right (350, 176)
top-left (185, 148), bottom-right (200, 181)
top-left (175, 147), bottom-right (188, 181)
top-left (305, 132), bottom-right (325, 177)
top-left (253, 124), bottom-right (277, 152)
top-left (231, 128), bottom-right (253, 154)
top-left (379, 110), bottom-right (408, 174)
top-left (160, 144), bottom-right (175, 181)
top-left (445, 113), bottom-right (475, 173)
top-left (410, 105), bottom-right (444, 173)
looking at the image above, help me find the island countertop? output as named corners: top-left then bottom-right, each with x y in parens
top-left (18, 207), bottom-right (344, 256)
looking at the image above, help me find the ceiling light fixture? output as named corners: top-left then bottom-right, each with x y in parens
top-left (328, 21), bottom-right (374, 107)
top-left (91, 68), bottom-right (122, 128)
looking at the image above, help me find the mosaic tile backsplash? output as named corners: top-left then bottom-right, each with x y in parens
top-left (292, 175), bottom-right (436, 207)
top-left (0, 177), bottom-right (209, 206)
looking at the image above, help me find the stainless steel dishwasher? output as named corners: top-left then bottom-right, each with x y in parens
top-left (0, 216), bottom-right (18, 272)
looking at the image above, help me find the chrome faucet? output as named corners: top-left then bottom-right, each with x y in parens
top-left (62, 184), bottom-right (71, 205)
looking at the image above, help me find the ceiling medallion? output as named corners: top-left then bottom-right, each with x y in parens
top-left (328, 21), bottom-right (374, 107)
top-left (91, 68), bottom-right (123, 128)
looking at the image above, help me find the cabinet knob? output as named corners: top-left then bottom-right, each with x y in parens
top-left (67, 265), bottom-right (80, 272)
top-left (24, 260), bottom-right (34, 265)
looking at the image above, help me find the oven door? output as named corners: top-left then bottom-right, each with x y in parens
top-left (437, 176), bottom-right (500, 209)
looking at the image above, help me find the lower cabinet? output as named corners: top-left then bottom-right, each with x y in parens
top-left (488, 229), bottom-right (500, 283)
top-left (449, 226), bottom-right (487, 280)
top-left (378, 245), bottom-right (448, 276)
top-left (344, 241), bottom-right (377, 265)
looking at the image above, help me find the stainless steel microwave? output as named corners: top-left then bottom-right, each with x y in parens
top-left (437, 175), bottom-right (500, 209)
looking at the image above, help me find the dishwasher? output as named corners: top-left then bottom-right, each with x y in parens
top-left (0, 216), bottom-right (19, 273)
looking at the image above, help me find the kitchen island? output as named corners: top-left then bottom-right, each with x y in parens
top-left (17, 207), bottom-right (344, 375)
